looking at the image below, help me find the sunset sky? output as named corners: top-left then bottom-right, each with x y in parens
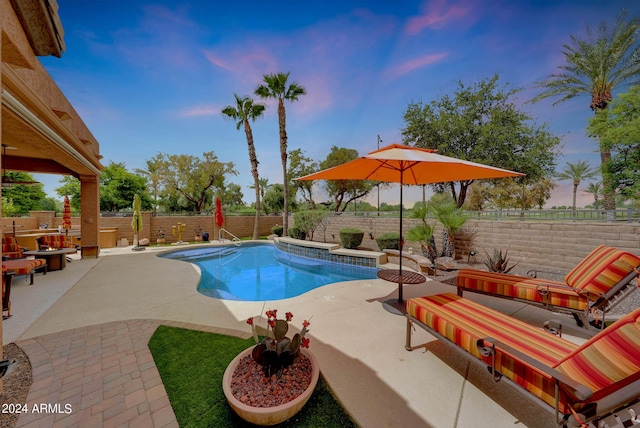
top-left (36, 0), bottom-right (640, 208)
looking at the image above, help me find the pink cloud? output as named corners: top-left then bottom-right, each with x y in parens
top-left (405, 0), bottom-right (474, 35)
top-left (178, 105), bottom-right (221, 118)
top-left (385, 52), bottom-right (449, 80)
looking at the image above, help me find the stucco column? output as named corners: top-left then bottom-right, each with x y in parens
top-left (79, 174), bottom-right (100, 258)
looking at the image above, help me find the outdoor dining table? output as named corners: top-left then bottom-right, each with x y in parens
top-left (377, 269), bottom-right (426, 315)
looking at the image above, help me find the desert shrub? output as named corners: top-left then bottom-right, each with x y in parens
top-left (339, 227), bottom-right (364, 249)
top-left (375, 232), bottom-right (400, 251)
top-left (288, 227), bottom-right (307, 240)
top-left (271, 225), bottom-right (283, 237)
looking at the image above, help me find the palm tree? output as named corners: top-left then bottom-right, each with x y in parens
top-left (134, 158), bottom-right (162, 215)
top-left (532, 11), bottom-right (640, 212)
top-left (255, 72), bottom-right (306, 236)
top-left (222, 94), bottom-right (265, 240)
top-left (557, 160), bottom-right (598, 210)
top-left (250, 177), bottom-right (271, 215)
top-left (584, 181), bottom-right (603, 209)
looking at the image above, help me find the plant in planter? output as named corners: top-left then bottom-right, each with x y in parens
top-left (248, 310), bottom-right (310, 377)
top-left (223, 309), bottom-right (318, 426)
top-left (194, 225), bottom-right (203, 242)
top-left (407, 201), bottom-right (437, 261)
top-left (156, 228), bottom-right (166, 245)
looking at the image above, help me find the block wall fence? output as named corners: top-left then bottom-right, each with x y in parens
top-left (4, 212), bottom-right (639, 272)
top-left (303, 215), bottom-right (640, 272)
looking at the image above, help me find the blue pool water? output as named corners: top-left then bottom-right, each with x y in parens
top-left (159, 242), bottom-right (379, 301)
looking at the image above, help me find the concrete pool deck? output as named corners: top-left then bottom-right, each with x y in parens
top-left (2, 242), bottom-right (588, 427)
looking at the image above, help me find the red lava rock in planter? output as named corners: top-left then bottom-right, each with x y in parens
top-left (223, 348), bottom-right (320, 426)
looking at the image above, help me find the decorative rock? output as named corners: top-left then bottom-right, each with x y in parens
top-left (435, 256), bottom-right (458, 271)
top-left (138, 238), bottom-right (150, 246)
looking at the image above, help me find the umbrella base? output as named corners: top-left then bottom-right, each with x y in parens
top-left (382, 298), bottom-right (406, 316)
top-left (132, 246), bottom-right (146, 252)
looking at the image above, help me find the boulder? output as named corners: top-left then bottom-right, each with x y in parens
top-left (435, 257), bottom-right (458, 271)
top-left (138, 238), bottom-right (150, 246)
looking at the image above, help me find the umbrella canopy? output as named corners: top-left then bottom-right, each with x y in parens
top-left (215, 197), bottom-right (224, 228)
top-left (297, 144), bottom-right (524, 184)
top-left (62, 195), bottom-right (72, 232)
top-left (297, 143), bottom-right (524, 313)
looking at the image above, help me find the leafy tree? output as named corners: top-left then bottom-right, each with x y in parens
top-left (222, 94), bottom-right (266, 239)
top-left (588, 84), bottom-right (640, 202)
top-left (533, 11), bottom-right (640, 211)
top-left (288, 148), bottom-right (318, 209)
top-left (263, 183), bottom-right (284, 214)
top-left (250, 178), bottom-right (271, 215)
top-left (1, 197), bottom-right (18, 217)
top-left (100, 162), bottom-right (151, 212)
top-left (255, 72), bottom-right (306, 235)
top-left (402, 74), bottom-right (560, 207)
top-left (1, 173), bottom-right (47, 214)
top-left (584, 181), bottom-right (603, 209)
top-left (217, 183), bottom-right (244, 207)
top-left (154, 152), bottom-right (236, 214)
top-left (56, 176), bottom-right (81, 210)
top-left (319, 146), bottom-right (376, 212)
top-left (556, 160), bottom-right (598, 210)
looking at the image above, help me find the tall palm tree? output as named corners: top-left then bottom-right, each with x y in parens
top-left (533, 11), bottom-right (640, 211)
top-left (584, 181), bottom-right (603, 209)
top-left (255, 72), bottom-right (306, 236)
top-left (557, 160), bottom-right (598, 210)
top-left (134, 158), bottom-right (162, 215)
top-left (222, 94), bottom-right (265, 240)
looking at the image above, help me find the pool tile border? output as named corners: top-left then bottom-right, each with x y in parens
top-left (274, 237), bottom-right (386, 268)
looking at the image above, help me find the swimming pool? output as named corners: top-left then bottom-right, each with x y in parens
top-left (160, 242), bottom-right (380, 301)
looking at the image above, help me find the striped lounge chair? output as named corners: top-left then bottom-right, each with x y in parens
top-left (2, 237), bottom-right (25, 259)
top-left (456, 245), bottom-right (640, 330)
top-left (2, 258), bottom-right (47, 285)
top-left (406, 293), bottom-right (640, 427)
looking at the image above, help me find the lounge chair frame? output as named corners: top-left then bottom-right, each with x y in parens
top-left (456, 246), bottom-right (640, 332)
top-left (405, 293), bottom-right (640, 428)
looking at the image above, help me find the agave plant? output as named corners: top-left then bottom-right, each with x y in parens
top-left (247, 310), bottom-right (310, 378)
top-left (483, 249), bottom-right (517, 274)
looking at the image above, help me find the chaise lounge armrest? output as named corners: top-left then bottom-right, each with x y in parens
top-left (477, 337), bottom-right (593, 402)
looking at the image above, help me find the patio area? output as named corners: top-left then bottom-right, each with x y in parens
top-left (1, 243), bottom-right (592, 427)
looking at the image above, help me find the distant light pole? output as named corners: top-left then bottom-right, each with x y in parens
top-left (377, 135), bottom-right (382, 216)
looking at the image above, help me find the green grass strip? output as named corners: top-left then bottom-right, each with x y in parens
top-left (148, 325), bottom-right (357, 428)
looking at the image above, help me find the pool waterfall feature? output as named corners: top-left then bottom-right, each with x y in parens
top-left (273, 237), bottom-right (387, 268)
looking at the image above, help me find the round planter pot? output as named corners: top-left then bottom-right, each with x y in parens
top-left (223, 348), bottom-right (319, 426)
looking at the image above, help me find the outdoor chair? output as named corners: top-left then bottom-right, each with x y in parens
top-left (455, 245), bottom-right (640, 330)
top-left (2, 266), bottom-right (14, 319)
top-left (2, 237), bottom-right (25, 259)
top-left (405, 292), bottom-right (640, 427)
top-left (37, 235), bottom-right (78, 262)
top-left (2, 258), bottom-right (47, 285)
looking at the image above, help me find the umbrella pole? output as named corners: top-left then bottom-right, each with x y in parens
top-left (398, 181), bottom-right (403, 301)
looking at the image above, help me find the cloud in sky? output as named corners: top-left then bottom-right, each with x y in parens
top-left (405, 0), bottom-right (475, 35)
top-left (384, 52), bottom-right (449, 80)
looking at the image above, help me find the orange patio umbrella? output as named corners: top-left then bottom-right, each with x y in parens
top-left (297, 143), bottom-right (524, 312)
top-left (62, 195), bottom-right (72, 236)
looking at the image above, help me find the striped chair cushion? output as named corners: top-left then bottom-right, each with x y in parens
top-left (554, 307), bottom-right (640, 408)
top-left (2, 243), bottom-right (24, 258)
top-left (564, 246), bottom-right (640, 296)
top-left (2, 259), bottom-right (47, 276)
top-left (39, 235), bottom-right (75, 249)
top-left (457, 269), bottom-right (587, 310)
top-left (406, 293), bottom-right (579, 410)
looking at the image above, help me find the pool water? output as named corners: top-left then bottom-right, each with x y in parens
top-left (160, 242), bottom-right (379, 301)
